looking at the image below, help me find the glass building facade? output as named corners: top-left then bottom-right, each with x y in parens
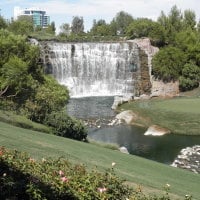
top-left (14, 7), bottom-right (50, 28)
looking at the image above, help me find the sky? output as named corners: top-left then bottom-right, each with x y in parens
top-left (1, 0), bottom-right (200, 33)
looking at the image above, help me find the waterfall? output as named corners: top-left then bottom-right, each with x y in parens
top-left (47, 42), bottom-right (141, 97)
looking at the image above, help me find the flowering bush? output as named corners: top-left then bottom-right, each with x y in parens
top-left (0, 147), bottom-right (193, 200)
top-left (0, 147), bottom-right (132, 199)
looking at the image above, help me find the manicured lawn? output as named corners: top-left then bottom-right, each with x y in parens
top-left (119, 97), bottom-right (200, 135)
top-left (0, 121), bottom-right (200, 199)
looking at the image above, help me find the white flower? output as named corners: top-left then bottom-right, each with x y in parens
top-left (112, 162), bottom-right (116, 167)
top-left (166, 183), bottom-right (170, 188)
top-left (98, 187), bottom-right (107, 193)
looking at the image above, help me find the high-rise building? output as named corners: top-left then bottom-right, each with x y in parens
top-left (14, 6), bottom-right (50, 28)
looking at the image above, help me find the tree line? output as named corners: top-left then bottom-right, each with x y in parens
top-left (0, 5), bottom-right (200, 92)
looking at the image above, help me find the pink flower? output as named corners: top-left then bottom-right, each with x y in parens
top-left (61, 176), bottom-right (68, 183)
top-left (59, 170), bottom-right (64, 176)
top-left (97, 187), bottom-right (107, 193)
top-left (29, 158), bottom-right (35, 163)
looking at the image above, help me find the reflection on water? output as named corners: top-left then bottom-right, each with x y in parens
top-left (67, 96), bottom-right (115, 119)
top-left (67, 97), bottom-right (200, 164)
top-left (88, 125), bottom-right (200, 164)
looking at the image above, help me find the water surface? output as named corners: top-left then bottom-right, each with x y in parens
top-left (68, 96), bottom-right (200, 164)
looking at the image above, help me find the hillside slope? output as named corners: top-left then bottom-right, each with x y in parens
top-left (0, 121), bottom-right (200, 199)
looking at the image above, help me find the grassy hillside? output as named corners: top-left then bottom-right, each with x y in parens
top-left (0, 121), bottom-right (200, 199)
top-left (119, 97), bottom-right (200, 135)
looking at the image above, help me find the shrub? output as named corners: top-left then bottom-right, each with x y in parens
top-left (44, 110), bottom-right (87, 141)
top-left (152, 46), bottom-right (186, 82)
top-left (0, 147), bottom-right (132, 200)
top-left (21, 75), bottom-right (69, 123)
top-left (179, 63), bottom-right (200, 91)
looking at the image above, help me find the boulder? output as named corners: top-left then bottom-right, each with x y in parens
top-left (115, 110), bottom-right (137, 124)
top-left (119, 146), bottom-right (129, 154)
top-left (111, 95), bottom-right (133, 110)
top-left (144, 125), bottom-right (171, 136)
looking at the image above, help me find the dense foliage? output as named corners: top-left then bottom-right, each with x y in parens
top-left (0, 29), bottom-right (86, 141)
top-left (126, 18), bottom-right (165, 46)
top-left (152, 6), bottom-right (200, 91)
top-left (0, 147), bottom-right (132, 200)
top-left (44, 110), bottom-right (87, 141)
top-left (152, 47), bottom-right (186, 81)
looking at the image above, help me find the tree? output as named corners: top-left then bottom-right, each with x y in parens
top-left (157, 11), bottom-right (168, 29)
top-left (175, 29), bottom-right (200, 65)
top-left (8, 16), bottom-right (34, 35)
top-left (179, 62), bottom-right (200, 91)
top-left (0, 15), bottom-right (7, 29)
top-left (23, 75), bottom-right (69, 122)
top-left (90, 19), bottom-right (106, 33)
top-left (183, 9), bottom-right (196, 30)
top-left (45, 21), bottom-right (56, 35)
top-left (152, 46), bottom-right (186, 81)
top-left (90, 19), bottom-right (111, 36)
top-left (126, 18), bottom-right (165, 46)
top-left (168, 5), bottom-right (183, 32)
top-left (110, 11), bottom-right (133, 35)
top-left (59, 23), bottom-right (71, 36)
top-left (71, 16), bottom-right (84, 34)
top-left (157, 5), bottom-right (183, 44)
top-left (0, 56), bottom-right (35, 98)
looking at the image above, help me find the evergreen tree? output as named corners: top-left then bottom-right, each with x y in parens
top-left (71, 16), bottom-right (84, 34)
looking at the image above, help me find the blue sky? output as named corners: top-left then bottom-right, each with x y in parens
top-left (1, 0), bottom-right (200, 33)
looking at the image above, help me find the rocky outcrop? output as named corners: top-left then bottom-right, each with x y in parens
top-left (144, 125), bottom-right (171, 136)
top-left (151, 80), bottom-right (179, 97)
top-left (119, 146), bottom-right (129, 154)
top-left (133, 38), bottom-right (159, 82)
top-left (115, 110), bottom-right (138, 124)
top-left (134, 38), bottom-right (180, 98)
top-left (133, 38), bottom-right (159, 96)
top-left (111, 95), bottom-right (133, 110)
top-left (171, 145), bottom-right (200, 174)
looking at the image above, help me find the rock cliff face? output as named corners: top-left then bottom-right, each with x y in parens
top-left (134, 38), bottom-right (179, 97)
top-left (133, 38), bottom-right (159, 96)
top-left (151, 80), bottom-right (179, 97)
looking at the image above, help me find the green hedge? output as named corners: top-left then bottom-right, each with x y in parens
top-left (44, 110), bottom-right (87, 141)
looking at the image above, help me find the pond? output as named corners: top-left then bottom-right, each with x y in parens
top-left (67, 96), bottom-right (200, 164)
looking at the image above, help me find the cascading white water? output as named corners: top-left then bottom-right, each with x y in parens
top-left (47, 42), bottom-right (140, 97)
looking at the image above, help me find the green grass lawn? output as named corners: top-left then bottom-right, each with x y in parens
top-left (0, 121), bottom-right (200, 199)
top-left (119, 97), bottom-right (200, 135)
